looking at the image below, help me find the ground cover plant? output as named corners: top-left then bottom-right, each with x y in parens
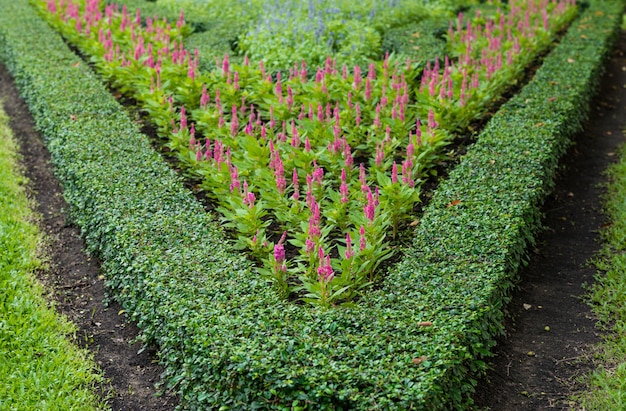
top-left (0, 0), bottom-right (622, 409)
top-left (38, 0), bottom-right (577, 307)
top-left (0, 103), bottom-right (106, 410)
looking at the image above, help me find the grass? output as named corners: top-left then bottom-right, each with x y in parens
top-left (0, 101), bottom-right (107, 410)
top-left (576, 130), bottom-right (626, 410)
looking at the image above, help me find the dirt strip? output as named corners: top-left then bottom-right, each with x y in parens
top-left (0, 63), bottom-right (177, 411)
top-left (473, 31), bottom-right (626, 410)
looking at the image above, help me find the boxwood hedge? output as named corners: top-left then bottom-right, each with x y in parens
top-left (0, 0), bottom-right (622, 409)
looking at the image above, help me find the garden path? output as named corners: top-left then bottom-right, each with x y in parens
top-left (474, 30), bottom-right (626, 410)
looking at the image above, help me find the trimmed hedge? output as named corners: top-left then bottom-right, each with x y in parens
top-left (381, 19), bottom-right (448, 65)
top-left (0, 0), bottom-right (622, 410)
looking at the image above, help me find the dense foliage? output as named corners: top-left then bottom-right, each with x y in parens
top-left (0, 0), bottom-right (622, 409)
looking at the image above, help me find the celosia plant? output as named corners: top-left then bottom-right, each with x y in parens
top-left (35, 0), bottom-right (577, 307)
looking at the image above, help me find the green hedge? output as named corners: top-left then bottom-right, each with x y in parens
top-left (381, 19), bottom-right (449, 65)
top-left (0, 0), bottom-right (622, 409)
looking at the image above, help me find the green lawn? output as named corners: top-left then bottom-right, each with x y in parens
top-left (0, 101), bottom-right (107, 410)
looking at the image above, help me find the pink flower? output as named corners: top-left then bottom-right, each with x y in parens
top-left (344, 145), bottom-right (354, 169)
top-left (317, 255), bottom-right (334, 283)
top-left (233, 71), bottom-right (240, 90)
top-left (275, 158), bottom-right (286, 194)
top-left (229, 165), bottom-right (240, 192)
top-left (375, 143), bottom-right (385, 167)
top-left (364, 189), bottom-right (375, 222)
top-left (179, 105), bottom-right (187, 131)
top-left (340, 169), bottom-right (349, 204)
top-left (312, 165), bottom-right (324, 185)
top-left (292, 168), bottom-right (299, 201)
top-left (359, 163), bottom-right (368, 192)
top-left (274, 231), bottom-right (287, 263)
top-left (353, 65), bottom-right (362, 89)
top-left (407, 142), bottom-right (414, 159)
top-left (230, 104), bottom-right (239, 136)
top-left (305, 238), bottom-right (315, 255)
top-left (244, 192), bottom-right (256, 208)
top-left (222, 54), bottom-right (230, 77)
top-left (428, 109), bottom-right (438, 130)
top-left (359, 226), bottom-right (366, 252)
top-left (345, 233), bottom-right (354, 259)
top-left (392, 162), bottom-right (399, 184)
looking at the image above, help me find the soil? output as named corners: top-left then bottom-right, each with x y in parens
top-left (473, 31), bottom-right (626, 410)
top-left (1, 29), bottom-right (626, 411)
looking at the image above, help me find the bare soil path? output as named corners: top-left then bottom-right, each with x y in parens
top-left (474, 30), bottom-right (626, 410)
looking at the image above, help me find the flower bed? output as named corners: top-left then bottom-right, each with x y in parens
top-left (0, 0), bottom-right (622, 409)
top-left (36, 0), bottom-right (576, 307)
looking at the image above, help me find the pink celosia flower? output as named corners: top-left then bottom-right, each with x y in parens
top-left (317, 254), bottom-right (334, 283)
top-left (359, 163), bottom-right (367, 192)
top-left (345, 233), bottom-right (354, 259)
top-left (365, 78), bottom-right (372, 101)
top-left (274, 231), bottom-right (287, 263)
top-left (359, 226), bottom-right (366, 251)
top-left (392, 162), bottom-right (399, 184)
top-left (179, 105), bottom-right (187, 131)
top-left (428, 109), bottom-right (438, 130)
top-left (230, 104), bottom-right (239, 136)
top-left (375, 143), bottom-right (384, 167)
top-left (364, 188), bottom-right (375, 222)
top-left (229, 164), bottom-right (240, 192)
top-left (292, 168), bottom-right (299, 201)
top-left (340, 168), bottom-right (349, 204)
top-left (305, 238), bottom-right (315, 255)
top-left (344, 144), bottom-right (354, 169)
top-left (222, 54), bottom-right (229, 77)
